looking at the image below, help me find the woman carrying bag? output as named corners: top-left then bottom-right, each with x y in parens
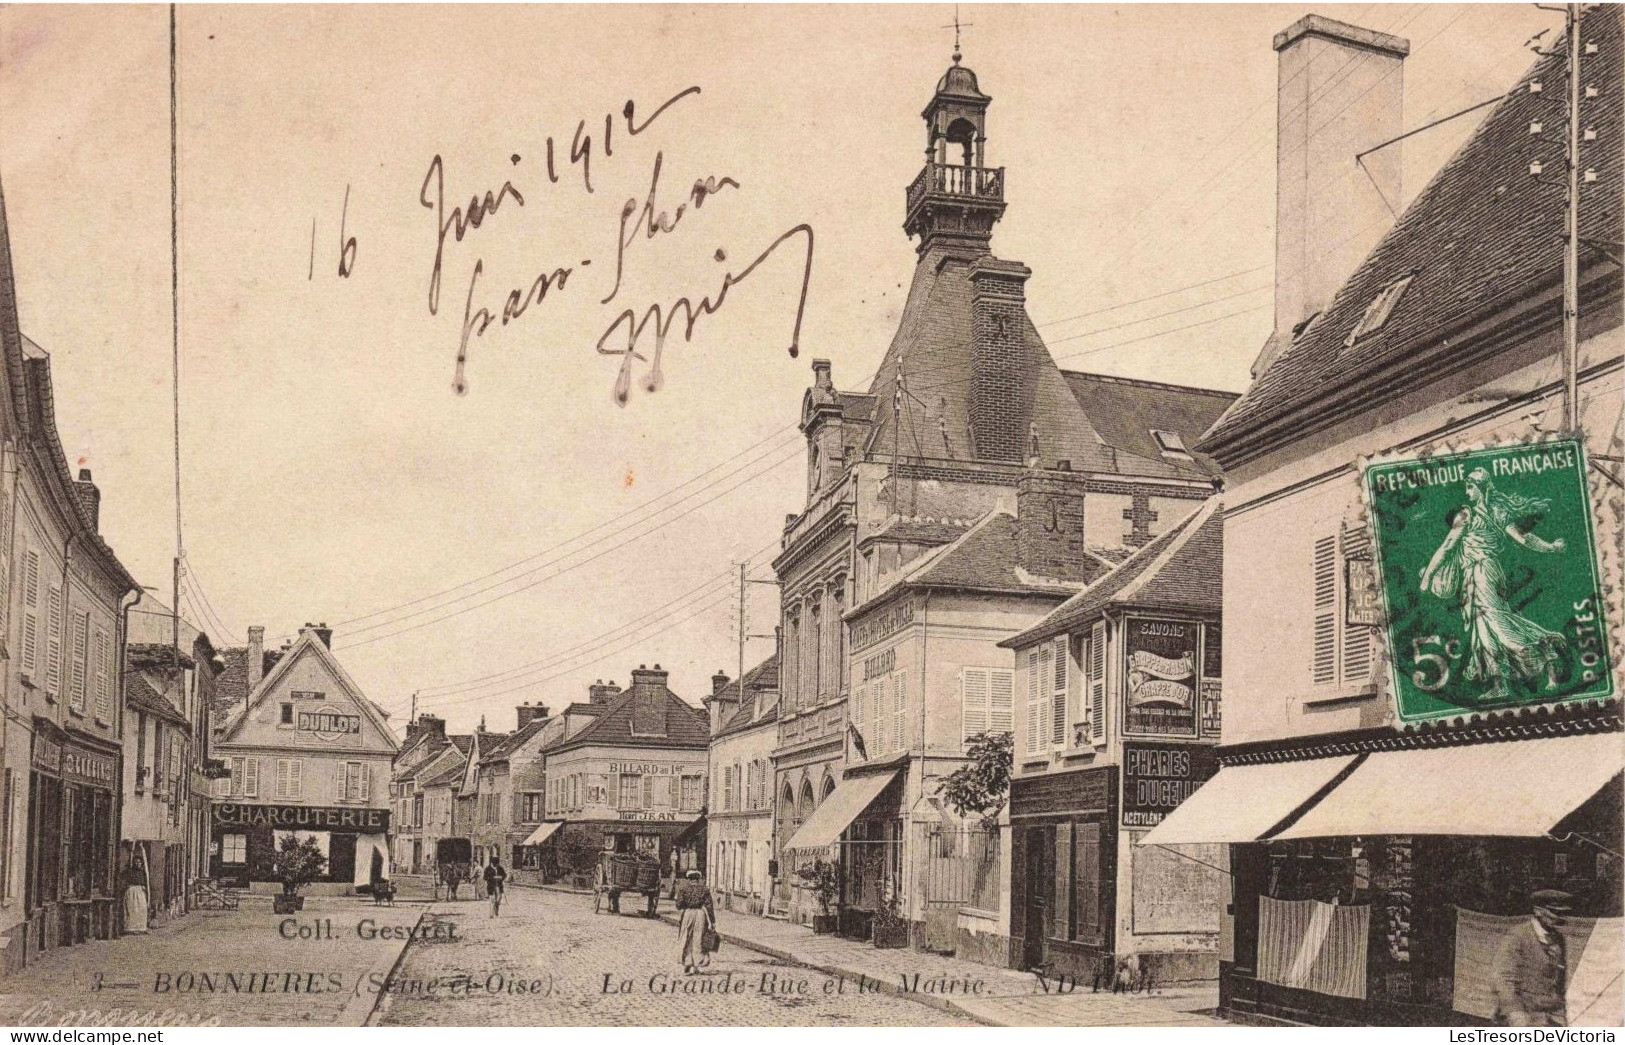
top-left (674, 870), bottom-right (716, 974)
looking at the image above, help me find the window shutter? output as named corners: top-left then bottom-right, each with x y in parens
top-left (642, 776), bottom-right (654, 809)
top-left (989, 668), bottom-right (1014, 733)
top-left (1313, 535), bottom-right (1337, 686)
top-left (1051, 638), bottom-right (1068, 749)
top-left (70, 612), bottom-right (88, 710)
top-left (853, 685), bottom-right (866, 731)
top-left (46, 585), bottom-right (61, 694)
top-left (20, 550), bottom-right (38, 679)
top-left (961, 667), bottom-right (990, 743)
top-left (608, 772), bottom-right (620, 809)
top-left (93, 629), bottom-right (111, 719)
top-left (361, 763), bottom-right (373, 803)
top-left (893, 671), bottom-right (908, 753)
top-left (875, 677), bottom-right (890, 755)
top-left (1024, 650), bottom-right (1042, 755)
top-left (230, 756), bottom-right (245, 796)
top-left (1088, 622), bottom-right (1106, 744)
top-left (246, 757), bottom-right (260, 798)
top-left (290, 758), bottom-right (303, 799)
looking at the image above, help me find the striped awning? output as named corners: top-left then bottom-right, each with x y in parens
top-left (520, 821), bottom-right (565, 847)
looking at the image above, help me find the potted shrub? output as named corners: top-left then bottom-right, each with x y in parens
top-left (871, 895), bottom-right (910, 949)
top-left (270, 834), bottom-right (327, 914)
top-left (796, 860), bottom-right (840, 934)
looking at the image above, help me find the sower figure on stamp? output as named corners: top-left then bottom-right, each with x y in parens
top-left (485, 854), bottom-right (507, 918)
top-left (1420, 469), bottom-right (1568, 701)
top-left (1491, 888), bottom-right (1571, 1026)
top-left (674, 869), bottom-right (715, 975)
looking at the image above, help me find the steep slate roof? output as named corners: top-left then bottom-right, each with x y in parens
top-left (479, 718), bottom-right (548, 765)
top-left (862, 256), bottom-right (1116, 469)
top-left (858, 517), bottom-right (972, 549)
top-left (217, 630), bottom-right (398, 749)
top-left (1002, 498), bottom-right (1224, 649)
top-left (212, 647), bottom-right (251, 721)
top-left (1202, 7), bottom-right (1622, 455)
top-left (448, 733), bottom-right (473, 755)
top-left (17, 339), bottom-right (139, 593)
top-left (715, 654), bottom-right (781, 738)
top-left (1058, 371), bottom-right (1235, 478)
top-left (419, 759), bottom-right (467, 790)
top-left (905, 509), bottom-right (1108, 595)
top-left (551, 684), bottom-right (708, 753)
top-left (125, 674), bottom-right (191, 731)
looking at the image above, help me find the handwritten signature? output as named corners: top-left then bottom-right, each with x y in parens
top-left (597, 224), bottom-right (814, 405)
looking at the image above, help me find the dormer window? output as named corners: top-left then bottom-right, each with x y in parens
top-left (1344, 273), bottom-right (1416, 348)
top-left (1150, 429), bottom-right (1192, 460)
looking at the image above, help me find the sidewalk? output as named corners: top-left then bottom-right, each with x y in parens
top-left (672, 905), bottom-right (1224, 1027)
top-left (0, 895), bottom-right (428, 1027)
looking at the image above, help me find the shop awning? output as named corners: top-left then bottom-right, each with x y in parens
top-left (1272, 734), bottom-right (1624, 840)
top-left (784, 770), bottom-right (899, 851)
top-left (1138, 755), bottom-right (1359, 846)
top-left (520, 821), bottom-right (565, 847)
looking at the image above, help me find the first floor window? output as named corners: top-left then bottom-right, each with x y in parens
top-left (274, 758), bottom-right (302, 800)
top-left (221, 833), bottom-right (248, 863)
top-left (619, 774), bottom-right (642, 809)
top-left (680, 775), bottom-right (702, 812)
top-left (343, 761), bottom-right (372, 803)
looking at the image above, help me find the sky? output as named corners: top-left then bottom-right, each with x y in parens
top-left (0, 3), bottom-right (1557, 735)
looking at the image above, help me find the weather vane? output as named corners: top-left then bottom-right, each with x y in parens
top-left (942, 5), bottom-right (973, 64)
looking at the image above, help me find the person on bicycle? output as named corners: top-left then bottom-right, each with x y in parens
top-left (484, 854), bottom-right (507, 917)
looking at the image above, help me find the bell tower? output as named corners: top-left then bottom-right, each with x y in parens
top-left (903, 48), bottom-right (1006, 259)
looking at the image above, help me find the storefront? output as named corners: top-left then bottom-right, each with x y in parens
top-left (1147, 724), bottom-right (1624, 1026)
top-left (210, 802), bottom-right (390, 891)
top-left (25, 720), bottom-right (120, 957)
top-left (1008, 765), bottom-right (1117, 981)
top-left (782, 765), bottom-right (904, 940)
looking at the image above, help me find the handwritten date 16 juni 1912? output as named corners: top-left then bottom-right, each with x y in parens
top-left (406, 85), bottom-right (814, 403)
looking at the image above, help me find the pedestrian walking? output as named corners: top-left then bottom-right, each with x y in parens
top-left (484, 854), bottom-right (508, 918)
top-left (674, 869), bottom-right (715, 974)
top-left (1492, 888), bottom-right (1572, 1026)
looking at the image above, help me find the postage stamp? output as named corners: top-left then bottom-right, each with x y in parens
top-left (1363, 438), bottom-right (1614, 723)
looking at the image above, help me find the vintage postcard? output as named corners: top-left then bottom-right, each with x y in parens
top-left (0, 2), bottom-right (1618, 1031)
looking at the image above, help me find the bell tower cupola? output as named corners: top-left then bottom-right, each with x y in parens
top-left (903, 47), bottom-right (1006, 259)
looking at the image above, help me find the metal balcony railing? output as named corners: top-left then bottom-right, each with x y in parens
top-left (906, 163), bottom-right (1005, 215)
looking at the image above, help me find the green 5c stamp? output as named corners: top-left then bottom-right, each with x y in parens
top-left (1364, 439), bottom-right (1613, 723)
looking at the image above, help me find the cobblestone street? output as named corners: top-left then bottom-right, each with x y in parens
top-left (0, 894), bottom-right (427, 1026)
top-left (374, 886), bottom-right (975, 1026)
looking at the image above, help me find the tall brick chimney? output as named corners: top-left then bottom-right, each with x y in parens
top-left (73, 469), bottom-right (100, 532)
top-left (246, 626), bottom-right (265, 690)
top-left (1016, 464), bottom-right (1092, 581)
top-left (1261, 15), bottom-right (1408, 376)
top-left (302, 622), bottom-right (333, 649)
top-left (628, 664), bottom-right (669, 736)
top-left (704, 669), bottom-right (740, 736)
top-left (515, 702), bottom-right (550, 729)
top-left (968, 257), bottom-right (1033, 462)
top-left (588, 679), bottom-right (622, 705)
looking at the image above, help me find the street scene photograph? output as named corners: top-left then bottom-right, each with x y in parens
top-left (0, 1), bottom-right (1618, 1030)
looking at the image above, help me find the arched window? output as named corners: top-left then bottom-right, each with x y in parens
top-left (800, 779), bottom-right (816, 821)
top-left (821, 775), bottom-right (836, 801)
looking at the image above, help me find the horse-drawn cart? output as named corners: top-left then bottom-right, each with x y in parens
top-left (594, 853), bottom-right (662, 917)
top-left (435, 838), bottom-right (474, 900)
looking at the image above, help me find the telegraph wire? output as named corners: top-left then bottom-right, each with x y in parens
top-left (333, 441), bottom-right (806, 651)
top-left (417, 538), bottom-right (779, 697)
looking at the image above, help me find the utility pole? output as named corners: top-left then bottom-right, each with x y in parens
top-left (736, 564), bottom-right (779, 696)
top-left (1561, 1), bottom-right (1582, 432)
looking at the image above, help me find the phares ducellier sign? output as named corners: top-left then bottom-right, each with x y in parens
top-left (1364, 438), bottom-right (1613, 723)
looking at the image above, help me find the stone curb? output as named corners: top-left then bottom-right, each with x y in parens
top-left (654, 911), bottom-right (1002, 1028)
top-left (359, 905), bottom-right (432, 1027)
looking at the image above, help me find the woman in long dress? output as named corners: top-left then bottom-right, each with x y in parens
top-left (674, 870), bottom-right (715, 975)
top-left (1419, 467), bottom-right (1568, 699)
